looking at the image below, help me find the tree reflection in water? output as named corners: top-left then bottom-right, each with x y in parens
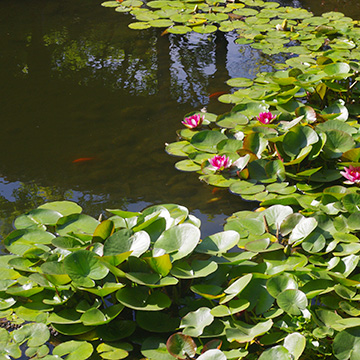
top-left (1, 0), bottom-right (358, 240)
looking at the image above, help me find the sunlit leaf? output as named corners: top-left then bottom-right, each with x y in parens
top-left (166, 333), bottom-right (197, 360)
top-left (53, 341), bottom-right (93, 360)
top-left (180, 307), bottom-right (214, 337)
top-left (277, 289), bottom-right (308, 315)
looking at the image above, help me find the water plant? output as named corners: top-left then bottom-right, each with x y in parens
top-left (2, 0), bottom-right (360, 359)
top-left (341, 165), bottom-right (360, 184)
top-left (182, 114), bottom-right (204, 129)
top-left (164, 4), bottom-right (360, 204)
top-left (3, 194), bottom-right (360, 359)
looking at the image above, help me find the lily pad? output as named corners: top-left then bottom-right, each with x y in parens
top-left (166, 333), bottom-right (197, 360)
top-left (52, 341), bottom-right (93, 360)
top-left (180, 307), bottom-right (214, 337)
top-left (56, 214), bottom-right (100, 236)
top-left (153, 223), bottom-right (200, 261)
top-left (116, 287), bottom-right (171, 311)
top-left (193, 25), bottom-right (218, 34)
top-left (103, 229), bottom-right (150, 257)
top-left (38, 201), bottom-right (82, 216)
top-left (137, 311), bottom-right (180, 332)
top-left (64, 250), bottom-right (109, 286)
top-left (195, 230), bottom-right (239, 255)
top-left (171, 259), bottom-right (218, 279)
top-left (190, 131), bottom-right (228, 153)
top-left (277, 289), bottom-right (308, 315)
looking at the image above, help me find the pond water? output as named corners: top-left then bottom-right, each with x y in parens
top-left (1, 0), bottom-right (360, 241)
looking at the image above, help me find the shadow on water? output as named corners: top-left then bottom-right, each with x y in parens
top-left (0, 0), bottom-right (359, 239)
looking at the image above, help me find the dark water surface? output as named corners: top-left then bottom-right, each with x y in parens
top-left (0, 0), bottom-right (359, 239)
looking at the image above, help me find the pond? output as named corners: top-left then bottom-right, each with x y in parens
top-left (1, 0), bottom-right (360, 242)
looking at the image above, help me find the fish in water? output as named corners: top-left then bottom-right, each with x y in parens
top-left (209, 91), bottom-right (227, 99)
top-left (72, 157), bottom-right (96, 163)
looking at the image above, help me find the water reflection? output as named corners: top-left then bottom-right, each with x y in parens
top-left (0, 0), bottom-right (358, 239)
top-left (169, 33), bottom-right (217, 105)
top-left (299, 0), bottom-right (360, 18)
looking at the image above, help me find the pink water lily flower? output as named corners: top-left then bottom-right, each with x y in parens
top-left (257, 112), bottom-right (276, 124)
top-left (341, 165), bottom-right (360, 184)
top-left (209, 155), bottom-right (232, 171)
top-left (182, 114), bottom-right (204, 129)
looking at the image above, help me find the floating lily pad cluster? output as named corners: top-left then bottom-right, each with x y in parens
top-left (162, 5), bottom-right (360, 206)
top-left (166, 40), bottom-right (360, 203)
top-left (0, 201), bottom-right (203, 358)
top-left (3, 199), bottom-right (360, 359)
top-left (100, 0), bottom-right (360, 61)
top-left (101, 0), bottom-right (286, 34)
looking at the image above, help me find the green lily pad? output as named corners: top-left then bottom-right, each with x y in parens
top-left (226, 319), bottom-right (273, 343)
top-left (191, 284), bottom-right (224, 300)
top-left (323, 129), bottom-right (355, 159)
top-left (233, 8), bottom-right (258, 16)
top-left (211, 299), bottom-right (250, 317)
top-left (171, 259), bottom-right (218, 279)
top-left (277, 289), bottom-right (308, 315)
top-left (136, 311), bottom-right (180, 332)
top-left (302, 232), bottom-right (326, 253)
top-left (195, 230), bottom-right (239, 255)
top-left (153, 334), bottom-right (192, 360)
top-left (6, 281), bottom-right (43, 297)
top-left (193, 25), bottom-right (218, 34)
top-left (64, 250), bottom-right (109, 286)
top-left (14, 209), bottom-right (62, 230)
top-left (13, 323), bottom-right (50, 347)
top-left (288, 217), bottom-right (317, 245)
top-left (38, 201), bottom-right (82, 216)
top-left (4, 229), bottom-right (55, 256)
top-left (56, 214), bottom-right (100, 236)
top-left (167, 25), bottom-right (192, 34)
top-left (333, 327), bottom-right (360, 360)
top-left (97, 342), bottom-right (133, 360)
top-left (220, 273), bottom-right (253, 304)
top-left (48, 308), bottom-right (81, 324)
top-left (180, 307), bottom-right (214, 337)
top-left (149, 19), bottom-right (174, 27)
top-left (323, 102), bottom-right (349, 121)
top-left (216, 112), bottom-right (248, 128)
top-left (153, 223), bottom-right (200, 261)
top-left (96, 320), bottom-right (136, 341)
top-left (116, 287), bottom-right (171, 311)
top-left (175, 159), bottom-right (201, 172)
top-left (200, 174), bottom-right (238, 188)
top-left (266, 274), bottom-right (298, 298)
top-left (125, 272), bottom-right (178, 287)
top-left (103, 229), bottom-right (150, 257)
top-left (51, 235), bottom-right (85, 250)
top-left (190, 131), bottom-right (227, 153)
top-left (283, 125), bottom-right (319, 159)
top-left (101, 1), bottom-right (120, 6)
top-left (128, 22), bottom-right (152, 30)
top-left (197, 349), bottom-right (226, 360)
top-left (79, 282), bottom-right (124, 297)
top-left (232, 102), bottom-right (269, 118)
top-left (51, 322), bottom-right (95, 336)
top-left (226, 77), bottom-right (253, 88)
top-left (0, 297), bottom-right (16, 310)
top-left (52, 341), bottom-right (93, 360)
top-left (258, 346), bottom-right (292, 360)
top-left (80, 304), bottom-right (124, 326)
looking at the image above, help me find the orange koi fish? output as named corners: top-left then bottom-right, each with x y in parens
top-left (209, 91), bottom-right (227, 99)
top-left (72, 157), bottom-right (96, 163)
